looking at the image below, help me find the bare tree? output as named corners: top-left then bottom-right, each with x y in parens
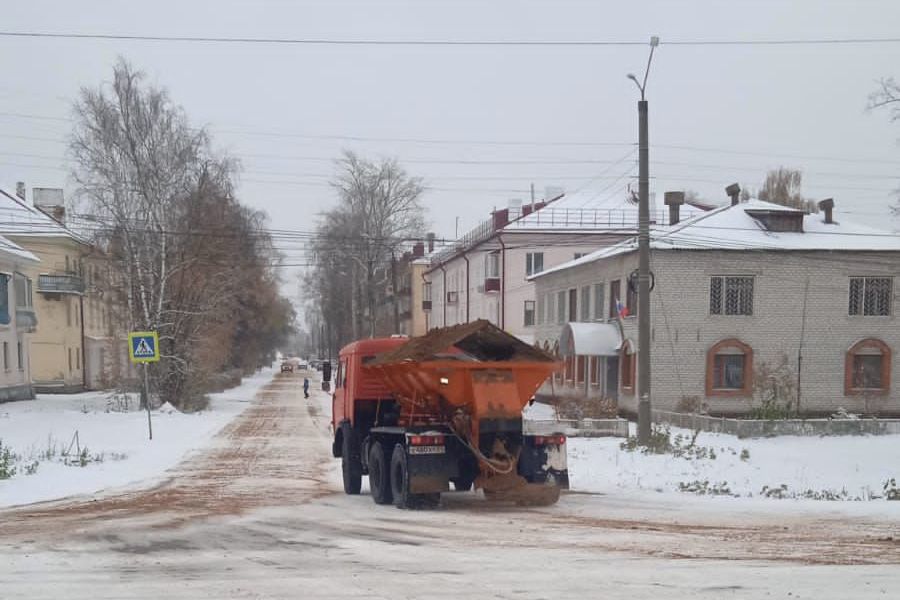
top-left (328, 151), bottom-right (426, 338)
top-left (70, 59), bottom-right (293, 407)
top-left (758, 167), bottom-right (817, 212)
top-left (868, 77), bottom-right (900, 214)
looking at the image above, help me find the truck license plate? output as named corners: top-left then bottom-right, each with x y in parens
top-left (408, 445), bottom-right (446, 455)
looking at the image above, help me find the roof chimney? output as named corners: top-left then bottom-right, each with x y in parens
top-left (426, 232), bottom-right (436, 253)
top-left (725, 183), bottom-right (741, 206)
top-left (15, 181), bottom-right (26, 201)
top-left (412, 241), bottom-right (425, 257)
top-left (33, 187), bottom-right (66, 223)
top-left (818, 198), bottom-right (835, 224)
top-left (664, 191), bottom-right (685, 225)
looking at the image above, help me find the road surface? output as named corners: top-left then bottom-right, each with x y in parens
top-left (1, 372), bottom-right (898, 599)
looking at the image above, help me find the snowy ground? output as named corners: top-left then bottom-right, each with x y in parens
top-left (0, 367), bottom-right (275, 508)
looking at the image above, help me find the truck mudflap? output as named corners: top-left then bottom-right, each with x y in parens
top-left (518, 434), bottom-right (570, 490)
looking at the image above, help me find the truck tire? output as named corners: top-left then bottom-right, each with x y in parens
top-left (390, 444), bottom-right (439, 510)
top-left (368, 441), bottom-right (393, 505)
top-left (341, 425), bottom-right (362, 495)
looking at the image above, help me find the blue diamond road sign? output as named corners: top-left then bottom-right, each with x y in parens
top-left (128, 331), bottom-right (160, 364)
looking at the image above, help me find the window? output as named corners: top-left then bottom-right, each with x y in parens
top-left (484, 252), bottom-right (500, 279)
top-left (849, 277), bottom-right (892, 316)
top-left (620, 342), bottom-right (635, 391)
top-left (446, 291), bottom-right (459, 304)
top-left (526, 252), bottom-right (544, 277)
top-left (579, 286), bottom-right (591, 322)
top-left (16, 342), bottom-right (22, 370)
top-left (0, 274), bottom-right (9, 325)
top-left (14, 272), bottom-right (31, 308)
top-left (524, 300), bottom-right (535, 327)
top-left (574, 252), bottom-right (586, 260)
top-left (546, 293), bottom-right (554, 325)
top-left (536, 294), bottom-right (544, 325)
top-left (568, 289), bottom-right (577, 322)
top-left (593, 283), bottom-right (604, 321)
top-left (66, 298), bottom-right (72, 326)
top-left (706, 339), bottom-right (753, 396)
top-left (76, 349), bottom-right (80, 370)
top-left (845, 338), bottom-right (891, 395)
top-left (709, 276), bottom-right (754, 316)
top-left (589, 356), bottom-right (600, 387)
top-left (608, 280), bottom-right (621, 319)
top-left (556, 291), bottom-right (566, 324)
top-left (576, 356), bottom-right (586, 385)
top-left (68, 348), bottom-right (73, 372)
top-left (2, 341), bottom-right (7, 370)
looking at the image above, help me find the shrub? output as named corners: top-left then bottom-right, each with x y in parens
top-left (0, 439), bottom-right (18, 479)
top-left (551, 394), bottom-right (617, 420)
top-left (750, 356), bottom-right (797, 420)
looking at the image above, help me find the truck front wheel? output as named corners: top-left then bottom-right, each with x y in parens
top-left (368, 441), bottom-right (393, 505)
top-left (341, 425), bottom-right (362, 495)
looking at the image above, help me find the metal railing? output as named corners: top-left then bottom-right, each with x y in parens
top-left (37, 273), bottom-right (84, 294)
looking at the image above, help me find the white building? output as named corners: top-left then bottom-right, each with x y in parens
top-left (424, 191), bottom-right (707, 343)
top-left (531, 192), bottom-right (900, 417)
top-left (0, 233), bottom-right (39, 402)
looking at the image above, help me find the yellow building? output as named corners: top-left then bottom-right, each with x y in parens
top-left (0, 186), bottom-right (91, 392)
top-left (0, 233), bottom-right (39, 402)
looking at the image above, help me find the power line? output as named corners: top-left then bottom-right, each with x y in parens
top-left (2, 31), bottom-right (900, 47)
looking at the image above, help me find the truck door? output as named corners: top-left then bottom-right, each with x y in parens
top-left (333, 357), bottom-right (349, 425)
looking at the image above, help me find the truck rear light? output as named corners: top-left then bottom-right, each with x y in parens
top-left (409, 434), bottom-right (445, 446)
top-left (533, 434), bottom-right (566, 446)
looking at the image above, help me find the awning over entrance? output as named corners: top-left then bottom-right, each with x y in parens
top-left (559, 322), bottom-right (622, 357)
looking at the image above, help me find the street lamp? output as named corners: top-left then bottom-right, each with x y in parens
top-left (630, 35), bottom-right (659, 446)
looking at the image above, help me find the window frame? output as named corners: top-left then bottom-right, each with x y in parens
top-left (484, 251), bottom-right (500, 279)
top-left (0, 273), bottom-right (9, 325)
top-left (593, 283), bottom-right (604, 321)
top-left (526, 252), bottom-right (544, 277)
top-left (848, 276), bottom-right (892, 317)
top-left (579, 286), bottom-right (591, 322)
top-left (844, 338), bottom-right (891, 396)
top-left (705, 339), bottom-right (753, 397)
top-left (709, 275), bottom-right (754, 316)
top-left (523, 300), bottom-right (536, 327)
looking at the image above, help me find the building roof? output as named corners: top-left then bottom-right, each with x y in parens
top-left (0, 187), bottom-right (90, 245)
top-left (502, 190), bottom-right (704, 232)
top-left (534, 199), bottom-right (900, 279)
top-left (0, 234), bottom-right (40, 263)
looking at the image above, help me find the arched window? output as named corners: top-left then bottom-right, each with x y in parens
top-left (845, 338), bottom-right (891, 396)
top-left (620, 341), bottom-right (636, 393)
top-left (706, 339), bottom-right (753, 397)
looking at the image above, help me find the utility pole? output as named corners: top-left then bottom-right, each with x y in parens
top-left (628, 36), bottom-right (659, 445)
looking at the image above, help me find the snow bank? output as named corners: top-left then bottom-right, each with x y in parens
top-left (0, 367), bottom-right (275, 508)
top-left (568, 424), bottom-right (900, 512)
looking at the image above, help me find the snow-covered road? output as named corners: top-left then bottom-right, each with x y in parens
top-left (1, 372), bottom-right (898, 599)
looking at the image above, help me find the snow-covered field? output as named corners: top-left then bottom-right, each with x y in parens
top-left (0, 367), bottom-right (274, 508)
top-left (568, 423), bottom-right (900, 512)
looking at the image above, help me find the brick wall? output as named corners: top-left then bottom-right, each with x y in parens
top-left (535, 249), bottom-right (900, 417)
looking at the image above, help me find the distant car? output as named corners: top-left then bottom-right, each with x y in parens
top-left (281, 362), bottom-right (294, 373)
top-left (297, 361), bottom-right (309, 370)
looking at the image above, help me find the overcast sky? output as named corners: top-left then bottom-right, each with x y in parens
top-left (2, 0), bottom-right (899, 294)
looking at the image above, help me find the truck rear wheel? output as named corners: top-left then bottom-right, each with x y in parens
top-left (390, 444), bottom-right (439, 509)
top-left (368, 441), bottom-right (393, 505)
top-left (341, 425), bottom-right (362, 495)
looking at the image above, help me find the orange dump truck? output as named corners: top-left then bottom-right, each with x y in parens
top-left (331, 320), bottom-right (568, 508)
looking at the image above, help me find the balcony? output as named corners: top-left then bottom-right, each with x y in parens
top-left (37, 273), bottom-right (84, 295)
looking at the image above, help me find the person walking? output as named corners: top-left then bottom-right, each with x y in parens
top-left (303, 377), bottom-right (310, 399)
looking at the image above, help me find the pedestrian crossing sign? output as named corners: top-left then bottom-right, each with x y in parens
top-left (128, 331), bottom-right (160, 364)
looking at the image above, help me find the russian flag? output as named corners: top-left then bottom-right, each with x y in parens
top-left (616, 299), bottom-right (629, 318)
